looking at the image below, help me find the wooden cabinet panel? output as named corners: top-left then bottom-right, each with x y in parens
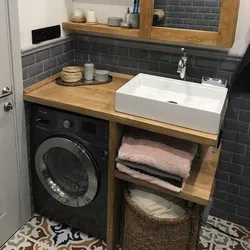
top-left (151, 27), bottom-right (218, 46)
top-left (218, 0), bottom-right (240, 47)
top-left (139, 0), bottom-right (153, 39)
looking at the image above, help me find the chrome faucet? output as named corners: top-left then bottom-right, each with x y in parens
top-left (177, 48), bottom-right (187, 80)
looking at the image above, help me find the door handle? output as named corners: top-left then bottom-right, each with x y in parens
top-left (0, 87), bottom-right (13, 99)
top-left (4, 102), bottom-right (13, 112)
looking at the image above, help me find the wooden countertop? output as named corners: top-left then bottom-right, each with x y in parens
top-left (24, 72), bottom-right (218, 146)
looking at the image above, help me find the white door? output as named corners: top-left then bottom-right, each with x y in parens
top-left (0, 0), bottom-right (21, 246)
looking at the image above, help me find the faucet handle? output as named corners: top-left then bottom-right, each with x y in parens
top-left (181, 47), bottom-right (187, 57)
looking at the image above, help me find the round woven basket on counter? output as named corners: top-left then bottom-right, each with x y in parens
top-left (122, 190), bottom-right (202, 250)
top-left (60, 67), bottom-right (82, 83)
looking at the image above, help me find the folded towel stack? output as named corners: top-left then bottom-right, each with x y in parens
top-left (116, 131), bottom-right (198, 193)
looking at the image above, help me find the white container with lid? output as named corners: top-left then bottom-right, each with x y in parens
top-left (95, 70), bottom-right (109, 82)
top-left (108, 17), bottom-right (122, 27)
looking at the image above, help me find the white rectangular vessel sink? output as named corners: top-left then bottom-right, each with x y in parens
top-left (115, 73), bottom-right (228, 134)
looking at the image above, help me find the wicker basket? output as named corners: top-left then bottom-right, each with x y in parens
top-left (122, 190), bottom-right (202, 250)
top-left (153, 9), bottom-right (165, 21)
top-left (72, 15), bottom-right (86, 23)
top-left (71, 9), bottom-right (86, 23)
top-left (60, 67), bottom-right (82, 83)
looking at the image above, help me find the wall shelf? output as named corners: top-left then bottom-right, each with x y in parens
top-left (62, 22), bottom-right (140, 38)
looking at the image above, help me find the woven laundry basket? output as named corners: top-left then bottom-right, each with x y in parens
top-left (122, 190), bottom-right (202, 250)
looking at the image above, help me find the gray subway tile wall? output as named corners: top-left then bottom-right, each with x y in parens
top-left (22, 39), bottom-right (74, 88)
top-left (73, 34), bottom-right (237, 83)
top-left (154, 0), bottom-right (221, 31)
top-left (22, 33), bottom-right (250, 228)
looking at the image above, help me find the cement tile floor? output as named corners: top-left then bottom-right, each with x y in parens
top-left (1, 214), bottom-right (250, 250)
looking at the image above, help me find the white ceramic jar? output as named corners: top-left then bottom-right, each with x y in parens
top-left (86, 10), bottom-right (97, 24)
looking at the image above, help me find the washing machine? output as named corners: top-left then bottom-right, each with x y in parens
top-left (30, 104), bottom-right (109, 240)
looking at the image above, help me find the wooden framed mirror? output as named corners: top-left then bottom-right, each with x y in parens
top-left (140, 0), bottom-right (240, 47)
top-left (63, 0), bottom-right (240, 48)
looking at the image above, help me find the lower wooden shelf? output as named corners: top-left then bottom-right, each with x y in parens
top-left (115, 144), bottom-right (221, 206)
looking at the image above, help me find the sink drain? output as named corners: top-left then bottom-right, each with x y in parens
top-left (167, 101), bottom-right (178, 104)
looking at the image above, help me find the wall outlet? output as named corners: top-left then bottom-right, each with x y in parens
top-left (32, 25), bottom-right (61, 44)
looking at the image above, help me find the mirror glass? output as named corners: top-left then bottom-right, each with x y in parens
top-left (153, 0), bottom-right (221, 32)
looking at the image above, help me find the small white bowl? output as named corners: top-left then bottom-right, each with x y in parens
top-left (108, 17), bottom-right (122, 27)
top-left (95, 70), bottom-right (109, 82)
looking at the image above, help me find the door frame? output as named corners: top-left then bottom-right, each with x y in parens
top-left (6, 0), bottom-right (31, 224)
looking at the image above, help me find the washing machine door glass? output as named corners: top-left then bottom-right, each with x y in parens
top-left (35, 137), bottom-right (99, 207)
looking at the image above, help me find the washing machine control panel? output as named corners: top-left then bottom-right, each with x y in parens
top-left (63, 119), bottom-right (72, 129)
top-left (34, 105), bottom-right (109, 146)
top-left (59, 113), bottom-right (109, 145)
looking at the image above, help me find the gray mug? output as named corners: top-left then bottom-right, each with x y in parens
top-left (129, 13), bottom-right (140, 29)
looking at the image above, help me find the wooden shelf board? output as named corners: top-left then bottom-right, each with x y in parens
top-left (151, 27), bottom-right (218, 46)
top-left (63, 22), bottom-right (140, 38)
top-left (115, 144), bottom-right (221, 206)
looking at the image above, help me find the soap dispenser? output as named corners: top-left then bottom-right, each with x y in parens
top-left (84, 55), bottom-right (94, 81)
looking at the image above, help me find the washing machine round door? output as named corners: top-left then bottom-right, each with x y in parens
top-left (35, 137), bottom-right (99, 207)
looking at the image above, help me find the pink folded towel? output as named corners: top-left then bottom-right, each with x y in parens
top-left (117, 163), bottom-right (185, 193)
top-left (118, 131), bottom-right (198, 180)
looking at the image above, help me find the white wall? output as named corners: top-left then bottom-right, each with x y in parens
top-left (18, 0), bottom-right (73, 49)
top-left (229, 0), bottom-right (250, 56)
top-left (73, 0), bottom-right (133, 24)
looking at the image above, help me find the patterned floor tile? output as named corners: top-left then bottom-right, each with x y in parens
top-left (1, 214), bottom-right (106, 250)
top-left (199, 216), bottom-right (250, 250)
top-left (1, 214), bottom-right (250, 250)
